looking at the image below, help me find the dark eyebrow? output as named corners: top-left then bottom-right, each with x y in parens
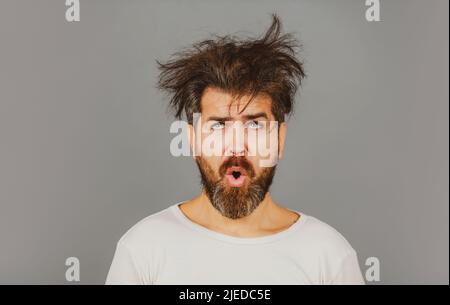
top-left (205, 116), bottom-right (233, 122)
top-left (205, 112), bottom-right (269, 122)
top-left (243, 112), bottom-right (269, 120)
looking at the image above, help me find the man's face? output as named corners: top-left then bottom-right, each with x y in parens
top-left (189, 87), bottom-right (286, 219)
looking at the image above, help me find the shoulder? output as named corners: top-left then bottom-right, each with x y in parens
top-left (291, 214), bottom-right (362, 283)
top-left (116, 204), bottom-right (180, 251)
top-left (294, 213), bottom-right (357, 258)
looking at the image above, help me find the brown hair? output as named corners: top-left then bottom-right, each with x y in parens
top-left (157, 14), bottom-right (306, 123)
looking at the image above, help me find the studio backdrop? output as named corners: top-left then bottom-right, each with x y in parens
top-left (0, 0), bottom-right (448, 284)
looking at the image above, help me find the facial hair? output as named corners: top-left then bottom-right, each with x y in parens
top-left (195, 156), bottom-right (276, 219)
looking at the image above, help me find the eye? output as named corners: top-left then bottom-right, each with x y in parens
top-left (210, 121), bottom-right (225, 130)
top-left (246, 120), bottom-right (263, 129)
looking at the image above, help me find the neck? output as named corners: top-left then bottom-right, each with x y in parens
top-left (183, 191), bottom-right (290, 237)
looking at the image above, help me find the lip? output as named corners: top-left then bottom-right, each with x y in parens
top-left (224, 166), bottom-right (247, 187)
top-left (225, 166), bottom-right (245, 174)
top-left (225, 173), bottom-right (247, 187)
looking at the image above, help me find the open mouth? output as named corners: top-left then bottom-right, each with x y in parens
top-left (224, 166), bottom-right (247, 187)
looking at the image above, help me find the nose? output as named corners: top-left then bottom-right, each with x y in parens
top-left (224, 121), bottom-right (246, 157)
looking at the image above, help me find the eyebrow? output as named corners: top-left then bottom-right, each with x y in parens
top-left (205, 112), bottom-right (269, 122)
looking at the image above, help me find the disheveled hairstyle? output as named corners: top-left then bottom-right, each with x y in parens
top-left (157, 14), bottom-right (306, 123)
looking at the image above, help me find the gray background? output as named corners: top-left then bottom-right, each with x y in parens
top-left (0, 0), bottom-right (448, 284)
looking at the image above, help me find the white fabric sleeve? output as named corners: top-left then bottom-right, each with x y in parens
top-left (329, 251), bottom-right (366, 285)
top-left (105, 242), bottom-right (142, 285)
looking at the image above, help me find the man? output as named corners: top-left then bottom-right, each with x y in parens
top-left (106, 15), bottom-right (365, 285)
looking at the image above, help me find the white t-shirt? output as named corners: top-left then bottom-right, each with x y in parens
top-left (106, 202), bottom-right (365, 285)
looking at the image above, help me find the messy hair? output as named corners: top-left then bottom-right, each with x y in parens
top-left (157, 14), bottom-right (306, 123)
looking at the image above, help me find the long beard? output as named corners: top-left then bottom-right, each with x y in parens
top-left (195, 156), bottom-right (276, 219)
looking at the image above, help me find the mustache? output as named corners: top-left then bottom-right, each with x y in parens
top-left (218, 156), bottom-right (255, 178)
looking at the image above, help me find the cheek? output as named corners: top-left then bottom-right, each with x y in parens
top-left (246, 131), bottom-right (258, 156)
top-left (244, 156), bottom-right (262, 175)
top-left (203, 156), bottom-right (222, 173)
top-left (203, 131), bottom-right (225, 157)
top-left (247, 129), bottom-right (279, 168)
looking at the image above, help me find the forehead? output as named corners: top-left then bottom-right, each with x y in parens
top-left (200, 87), bottom-right (273, 119)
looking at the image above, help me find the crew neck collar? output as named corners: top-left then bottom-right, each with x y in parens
top-left (170, 202), bottom-right (307, 245)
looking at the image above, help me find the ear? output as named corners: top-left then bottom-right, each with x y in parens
top-left (278, 122), bottom-right (287, 160)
